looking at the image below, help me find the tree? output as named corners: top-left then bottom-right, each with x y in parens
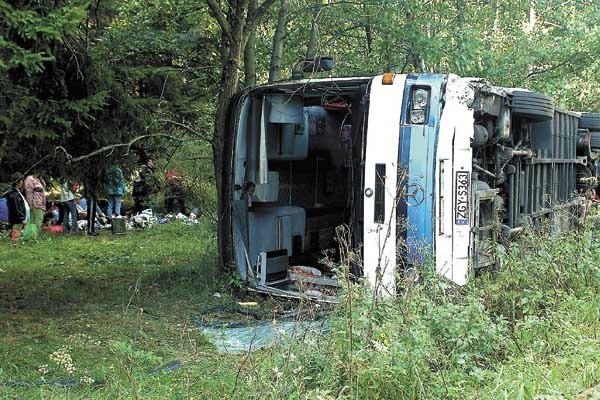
top-left (0, 0), bottom-right (220, 186)
top-left (268, 0), bottom-right (290, 83)
top-left (0, 0), bottom-right (108, 179)
top-left (205, 0), bottom-right (277, 268)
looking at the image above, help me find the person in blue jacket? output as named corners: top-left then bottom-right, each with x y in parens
top-left (104, 165), bottom-right (126, 218)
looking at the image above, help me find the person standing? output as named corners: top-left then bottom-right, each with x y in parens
top-left (2, 173), bottom-right (29, 247)
top-left (164, 169), bottom-right (186, 215)
top-left (83, 166), bottom-right (103, 236)
top-left (133, 159), bottom-right (158, 214)
top-left (83, 182), bottom-right (98, 236)
top-left (60, 180), bottom-right (79, 234)
top-left (23, 173), bottom-right (46, 236)
top-left (104, 165), bottom-right (126, 218)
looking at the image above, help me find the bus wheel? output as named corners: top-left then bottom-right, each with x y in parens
top-left (511, 90), bottom-right (554, 121)
top-left (590, 132), bottom-right (600, 151)
top-left (580, 113), bottom-right (600, 130)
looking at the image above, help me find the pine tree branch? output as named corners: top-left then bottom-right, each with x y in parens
top-left (55, 134), bottom-right (185, 163)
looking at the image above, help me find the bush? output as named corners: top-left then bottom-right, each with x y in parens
top-left (243, 219), bottom-right (600, 399)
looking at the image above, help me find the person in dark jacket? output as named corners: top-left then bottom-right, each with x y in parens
top-left (133, 159), bottom-right (158, 214)
top-left (2, 172), bottom-right (29, 247)
top-left (164, 169), bottom-right (187, 215)
top-left (83, 168), bottom-right (103, 236)
top-left (103, 165), bottom-right (126, 218)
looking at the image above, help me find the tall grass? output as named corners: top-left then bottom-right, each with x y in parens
top-left (243, 220), bottom-right (600, 399)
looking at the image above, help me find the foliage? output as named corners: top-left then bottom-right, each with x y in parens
top-left (0, 0), bottom-right (107, 176)
top-left (2, 0), bottom-right (599, 209)
top-left (0, 0), bottom-right (218, 196)
top-left (246, 0), bottom-right (600, 111)
top-left (243, 221), bottom-right (600, 399)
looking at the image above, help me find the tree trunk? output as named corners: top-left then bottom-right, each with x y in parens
top-left (492, 0), bottom-right (500, 33)
top-left (244, 0), bottom-right (258, 87)
top-left (528, 0), bottom-right (536, 34)
top-left (526, 0), bottom-right (536, 81)
top-left (213, 0), bottom-right (248, 270)
top-left (411, 52), bottom-right (425, 72)
top-left (206, 0), bottom-right (277, 270)
top-left (305, 6), bottom-right (319, 60)
top-left (268, 0), bottom-right (289, 83)
top-left (364, 23), bottom-right (373, 59)
top-left (362, 2), bottom-right (372, 59)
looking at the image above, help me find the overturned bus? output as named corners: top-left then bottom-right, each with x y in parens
top-left (221, 73), bottom-right (600, 299)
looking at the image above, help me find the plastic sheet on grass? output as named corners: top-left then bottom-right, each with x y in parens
top-left (196, 317), bottom-right (329, 354)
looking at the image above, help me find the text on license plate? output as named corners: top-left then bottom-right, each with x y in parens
top-left (454, 171), bottom-right (470, 225)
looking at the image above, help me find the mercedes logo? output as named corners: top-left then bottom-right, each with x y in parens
top-left (406, 183), bottom-right (425, 206)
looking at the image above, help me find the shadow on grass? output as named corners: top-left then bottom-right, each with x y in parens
top-left (0, 263), bottom-right (218, 312)
top-left (0, 224), bottom-right (221, 315)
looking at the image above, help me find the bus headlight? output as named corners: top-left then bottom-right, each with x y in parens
top-left (412, 88), bottom-right (429, 109)
top-left (409, 87), bottom-right (430, 125)
top-left (410, 109), bottom-right (426, 124)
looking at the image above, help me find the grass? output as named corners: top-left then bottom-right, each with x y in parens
top-left (1, 220), bottom-right (600, 399)
top-left (0, 222), bottom-right (257, 399)
top-left (235, 221), bottom-right (600, 399)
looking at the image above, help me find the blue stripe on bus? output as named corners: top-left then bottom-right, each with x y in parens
top-left (399, 74), bottom-right (446, 266)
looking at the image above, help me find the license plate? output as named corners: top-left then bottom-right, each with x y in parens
top-left (454, 171), bottom-right (470, 225)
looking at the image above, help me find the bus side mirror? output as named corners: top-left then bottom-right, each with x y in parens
top-left (292, 56), bottom-right (334, 79)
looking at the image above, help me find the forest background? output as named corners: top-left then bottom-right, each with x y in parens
top-left (1, 0), bottom-right (599, 214)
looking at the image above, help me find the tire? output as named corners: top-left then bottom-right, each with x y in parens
top-left (511, 90), bottom-right (554, 121)
top-left (580, 113), bottom-right (600, 130)
top-left (577, 131), bottom-right (592, 156)
top-left (590, 131), bottom-right (600, 150)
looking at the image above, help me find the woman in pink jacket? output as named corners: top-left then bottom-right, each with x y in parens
top-left (23, 173), bottom-right (46, 235)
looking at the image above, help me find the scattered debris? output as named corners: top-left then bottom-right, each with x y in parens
top-left (147, 360), bottom-right (183, 376)
top-left (128, 209), bottom-right (202, 229)
top-left (131, 209), bottom-right (157, 228)
top-left (237, 301), bottom-right (257, 307)
top-left (197, 317), bottom-right (329, 354)
top-left (195, 305), bottom-right (328, 353)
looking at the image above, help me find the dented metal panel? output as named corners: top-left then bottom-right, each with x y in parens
top-left (435, 75), bottom-right (475, 285)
